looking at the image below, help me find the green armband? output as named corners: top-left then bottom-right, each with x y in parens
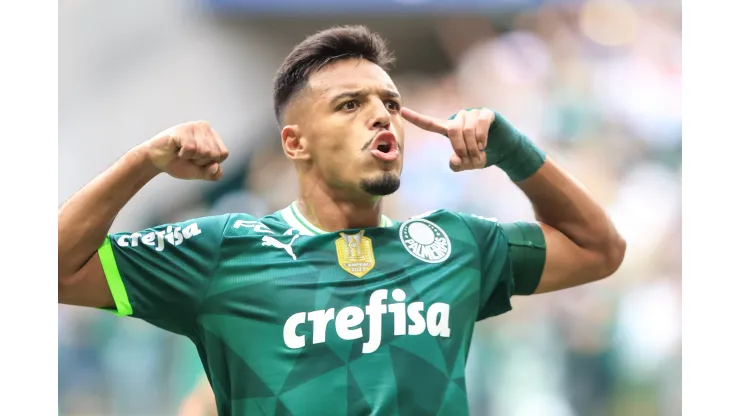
top-left (451, 108), bottom-right (546, 181)
top-left (499, 222), bottom-right (546, 296)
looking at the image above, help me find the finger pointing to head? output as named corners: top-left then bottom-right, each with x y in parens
top-left (400, 107), bottom-right (448, 136)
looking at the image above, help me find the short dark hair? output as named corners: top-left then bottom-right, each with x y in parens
top-left (272, 25), bottom-right (395, 125)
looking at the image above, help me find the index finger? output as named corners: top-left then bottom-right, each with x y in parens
top-left (401, 107), bottom-right (448, 136)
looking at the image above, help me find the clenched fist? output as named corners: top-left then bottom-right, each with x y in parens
top-left (143, 121), bottom-right (229, 181)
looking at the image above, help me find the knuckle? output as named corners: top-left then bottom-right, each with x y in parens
top-left (199, 121), bottom-right (214, 135)
top-left (182, 121), bottom-right (211, 135)
top-left (196, 147), bottom-right (211, 158)
top-left (183, 121), bottom-right (199, 130)
top-left (178, 124), bottom-right (196, 138)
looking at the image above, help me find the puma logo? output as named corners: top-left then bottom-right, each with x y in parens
top-left (262, 234), bottom-right (301, 260)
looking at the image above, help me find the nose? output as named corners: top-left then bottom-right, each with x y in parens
top-left (369, 98), bottom-right (391, 130)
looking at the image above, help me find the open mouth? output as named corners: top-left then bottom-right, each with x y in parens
top-left (369, 131), bottom-right (399, 162)
top-left (376, 140), bottom-right (392, 153)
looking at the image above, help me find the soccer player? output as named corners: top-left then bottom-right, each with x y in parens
top-left (59, 26), bottom-right (625, 416)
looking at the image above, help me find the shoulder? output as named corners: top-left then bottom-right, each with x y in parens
top-left (395, 209), bottom-right (496, 241)
top-left (224, 211), bottom-right (297, 238)
top-left (401, 209), bottom-right (500, 228)
top-left (179, 213), bottom-right (234, 238)
top-left (398, 209), bottom-right (506, 245)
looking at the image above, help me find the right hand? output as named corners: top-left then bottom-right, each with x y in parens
top-left (142, 121), bottom-right (229, 181)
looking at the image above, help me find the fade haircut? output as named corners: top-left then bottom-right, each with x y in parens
top-left (272, 25), bottom-right (395, 126)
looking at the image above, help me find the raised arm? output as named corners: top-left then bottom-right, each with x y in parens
top-left (401, 107), bottom-right (625, 294)
top-left (514, 158), bottom-right (625, 293)
top-left (58, 121), bottom-right (228, 308)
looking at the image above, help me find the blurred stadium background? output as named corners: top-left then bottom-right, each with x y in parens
top-left (58, 0), bottom-right (682, 415)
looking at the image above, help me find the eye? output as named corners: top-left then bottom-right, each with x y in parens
top-left (385, 100), bottom-right (400, 112)
top-left (339, 100), bottom-right (359, 111)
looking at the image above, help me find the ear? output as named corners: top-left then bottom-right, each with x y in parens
top-left (281, 125), bottom-right (310, 161)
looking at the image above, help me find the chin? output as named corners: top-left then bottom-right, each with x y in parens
top-left (359, 171), bottom-right (401, 196)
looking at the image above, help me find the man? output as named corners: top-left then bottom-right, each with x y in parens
top-left (59, 25), bottom-right (625, 416)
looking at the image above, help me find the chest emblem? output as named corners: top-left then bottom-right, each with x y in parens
top-left (399, 219), bottom-right (452, 263)
top-left (336, 230), bottom-right (375, 278)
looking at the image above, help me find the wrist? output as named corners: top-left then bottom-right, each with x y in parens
top-left (483, 111), bottom-right (546, 182)
top-left (125, 144), bottom-right (162, 182)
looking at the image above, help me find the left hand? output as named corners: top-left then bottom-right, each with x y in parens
top-left (401, 107), bottom-right (495, 172)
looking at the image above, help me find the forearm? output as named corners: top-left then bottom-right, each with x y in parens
top-left (404, 107), bottom-right (625, 291)
top-left (516, 158), bottom-right (626, 272)
top-left (58, 146), bottom-right (159, 279)
top-left (480, 111), bottom-right (625, 286)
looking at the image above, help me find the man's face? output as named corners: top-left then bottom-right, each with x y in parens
top-left (285, 58), bottom-right (405, 198)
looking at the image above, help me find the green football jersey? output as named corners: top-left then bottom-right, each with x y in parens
top-left (98, 201), bottom-right (546, 416)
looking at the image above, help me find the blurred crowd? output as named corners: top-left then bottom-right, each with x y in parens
top-left (59, 2), bottom-right (681, 415)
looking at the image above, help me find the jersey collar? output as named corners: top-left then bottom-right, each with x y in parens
top-left (279, 201), bottom-right (394, 236)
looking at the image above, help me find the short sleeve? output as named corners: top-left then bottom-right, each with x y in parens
top-left (457, 213), bottom-right (547, 321)
top-left (97, 214), bottom-right (231, 335)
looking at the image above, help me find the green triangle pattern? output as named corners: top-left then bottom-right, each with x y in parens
top-left (279, 367), bottom-right (347, 415)
top-left (280, 342), bottom-right (345, 394)
top-left (389, 345), bottom-right (450, 416)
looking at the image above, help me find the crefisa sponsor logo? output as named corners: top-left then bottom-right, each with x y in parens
top-left (116, 223), bottom-right (202, 252)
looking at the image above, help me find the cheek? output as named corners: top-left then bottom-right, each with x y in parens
top-left (309, 123), bottom-right (342, 153)
top-left (310, 129), bottom-right (354, 171)
top-left (324, 124), bottom-right (361, 154)
top-left (321, 134), bottom-right (350, 157)
top-left (392, 119), bottom-right (405, 139)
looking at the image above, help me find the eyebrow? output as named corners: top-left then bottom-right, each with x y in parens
top-left (330, 88), bottom-right (401, 103)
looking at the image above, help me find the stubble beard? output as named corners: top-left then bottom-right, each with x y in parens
top-left (359, 171), bottom-right (401, 196)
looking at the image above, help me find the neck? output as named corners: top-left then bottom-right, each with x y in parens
top-left (296, 176), bottom-right (384, 232)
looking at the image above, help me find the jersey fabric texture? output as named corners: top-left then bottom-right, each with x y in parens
top-left (97, 202), bottom-right (546, 416)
